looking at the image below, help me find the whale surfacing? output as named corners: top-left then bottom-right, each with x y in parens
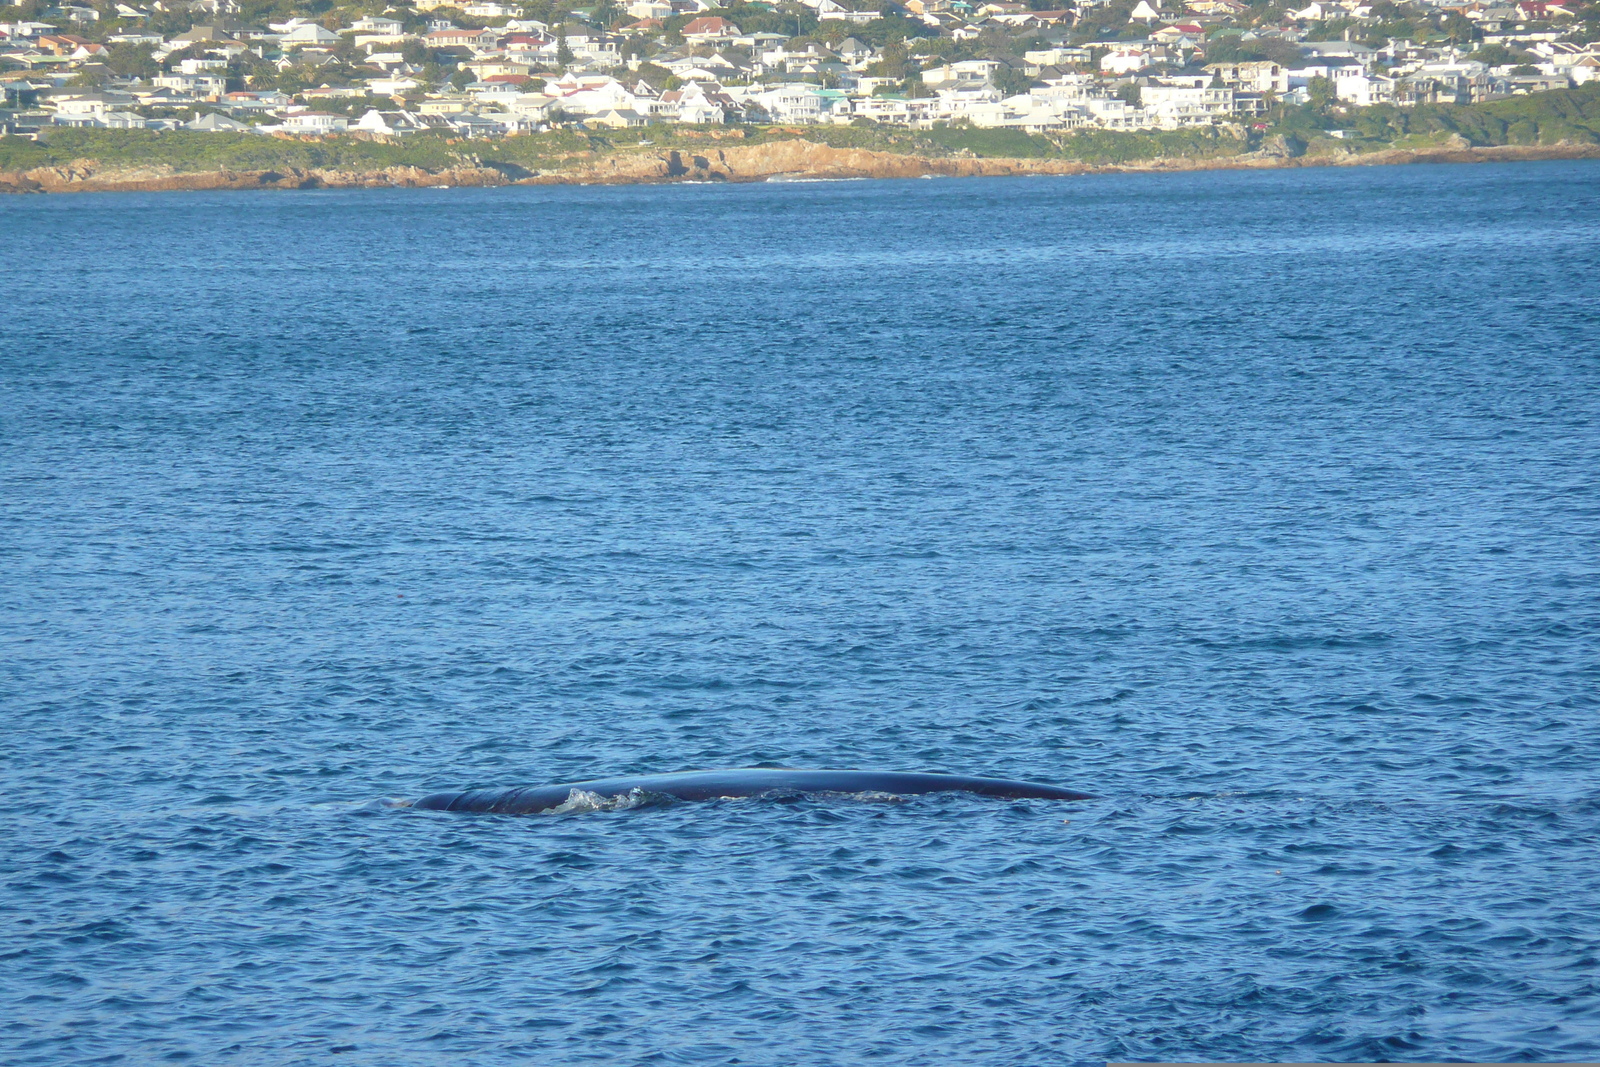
top-left (413, 768), bottom-right (1094, 814)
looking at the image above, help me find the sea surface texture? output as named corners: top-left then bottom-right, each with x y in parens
top-left (2, 163), bottom-right (1598, 1067)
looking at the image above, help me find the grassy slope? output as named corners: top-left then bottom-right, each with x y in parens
top-left (4, 85), bottom-right (1598, 175)
top-left (1277, 84), bottom-right (1600, 153)
top-left (0, 127), bottom-right (597, 172)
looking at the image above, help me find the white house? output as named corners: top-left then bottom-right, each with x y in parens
top-left (506, 92), bottom-right (559, 119)
top-left (1333, 67), bottom-right (1393, 104)
top-left (1204, 60), bottom-right (1290, 93)
top-left (280, 22), bottom-right (340, 46)
top-left (560, 32), bottom-right (622, 66)
top-left (921, 59), bottom-right (1001, 87)
top-left (367, 76), bottom-right (421, 95)
top-left (587, 107), bottom-right (648, 126)
top-left (661, 81), bottom-right (725, 122)
top-left (154, 73), bottom-right (226, 96)
top-left (662, 51), bottom-right (745, 80)
top-left (810, 0), bottom-right (879, 22)
top-left (281, 110), bottom-right (350, 133)
top-left (353, 108), bottom-right (427, 134)
top-left (1101, 47), bottom-right (1153, 73)
top-left (1, 20), bottom-right (58, 38)
top-left (51, 91), bottom-right (130, 117)
top-left (99, 111), bottom-right (153, 127)
top-left (1082, 95), bottom-right (1153, 127)
top-left (1025, 46), bottom-right (1091, 67)
top-left (186, 111), bottom-right (255, 131)
top-left (746, 83), bottom-right (830, 122)
top-left (1139, 82), bottom-right (1234, 125)
top-left (1569, 54), bottom-right (1600, 84)
top-left (348, 15), bottom-right (403, 33)
top-left (551, 75), bottom-right (663, 117)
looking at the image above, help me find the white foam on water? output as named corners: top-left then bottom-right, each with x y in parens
top-left (544, 787), bottom-right (659, 815)
top-left (764, 176), bottom-right (870, 183)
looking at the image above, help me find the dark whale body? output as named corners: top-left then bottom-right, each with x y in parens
top-left (414, 768), bottom-right (1094, 814)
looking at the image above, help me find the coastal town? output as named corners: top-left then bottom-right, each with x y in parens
top-left (2, 0), bottom-right (1597, 136)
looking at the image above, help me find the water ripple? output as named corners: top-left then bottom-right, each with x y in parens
top-left (1, 162), bottom-right (1598, 1065)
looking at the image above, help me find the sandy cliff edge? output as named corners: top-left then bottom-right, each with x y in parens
top-left (2, 138), bottom-right (1596, 193)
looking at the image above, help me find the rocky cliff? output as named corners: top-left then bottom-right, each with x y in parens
top-left (2, 138), bottom-right (1595, 194)
top-left (0, 162), bottom-right (518, 194)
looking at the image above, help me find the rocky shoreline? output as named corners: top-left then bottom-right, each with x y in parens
top-left (2, 137), bottom-right (1596, 194)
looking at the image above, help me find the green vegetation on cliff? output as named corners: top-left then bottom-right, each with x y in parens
top-left (1274, 85), bottom-right (1600, 150)
top-left (0, 127), bottom-right (599, 172)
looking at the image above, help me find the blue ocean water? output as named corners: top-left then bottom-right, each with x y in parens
top-left (1, 162), bottom-right (1598, 1066)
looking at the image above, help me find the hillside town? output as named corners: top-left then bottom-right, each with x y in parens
top-left (2, 0), bottom-right (1598, 135)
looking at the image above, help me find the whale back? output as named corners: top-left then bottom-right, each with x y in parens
top-left (414, 768), bottom-right (1093, 814)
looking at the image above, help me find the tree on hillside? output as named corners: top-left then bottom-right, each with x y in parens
top-left (634, 61), bottom-right (674, 86)
top-left (722, 1), bottom-right (815, 36)
top-left (1439, 12), bottom-right (1475, 45)
top-left (866, 36), bottom-right (910, 79)
top-left (1202, 34), bottom-right (1303, 65)
top-left (105, 42), bottom-right (158, 78)
top-left (1470, 42), bottom-right (1537, 65)
top-left (844, 14), bottom-right (934, 46)
top-left (992, 64), bottom-right (1032, 95)
top-left (1307, 74), bottom-right (1334, 109)
top-left (1070, 0), bottom-right (1138, 42)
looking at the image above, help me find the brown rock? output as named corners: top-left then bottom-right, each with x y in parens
top-left (3, 139), bottom-right (1597, 195)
